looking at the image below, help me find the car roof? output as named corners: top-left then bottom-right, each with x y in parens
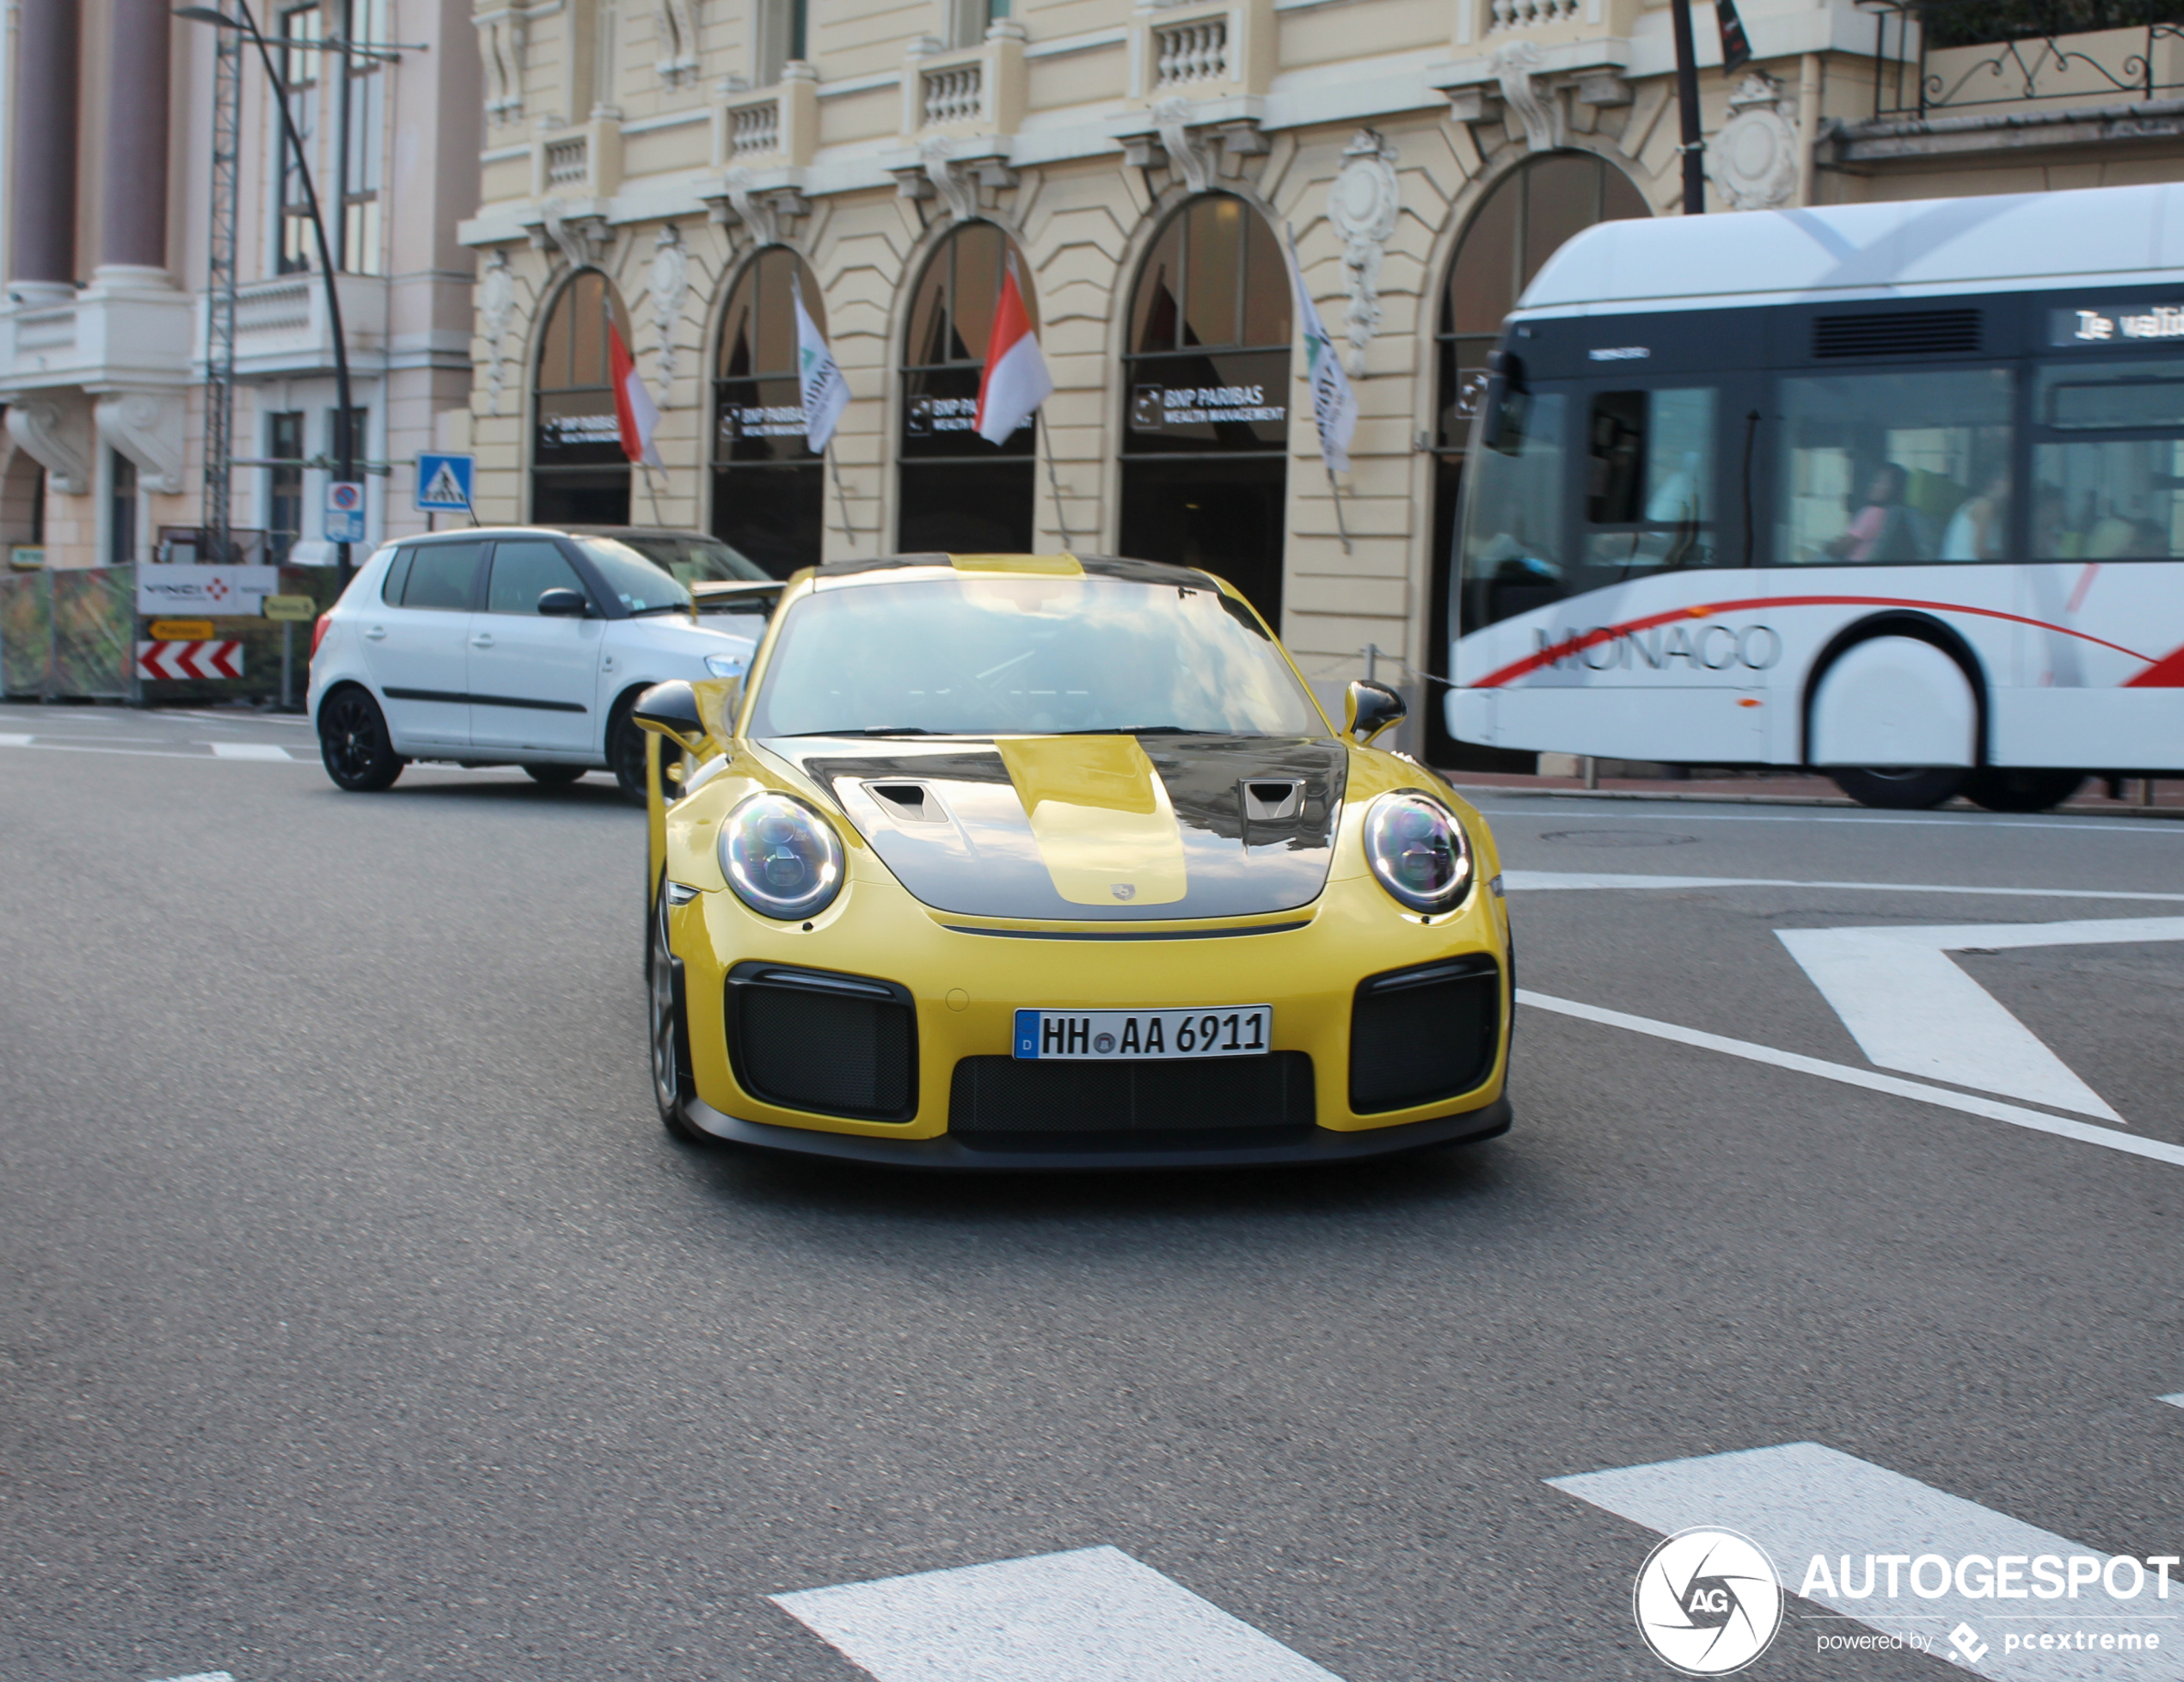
top-left (812, 552), bottom-right (1223, 590)
top-left (398, 525), bottom-right (726, 544)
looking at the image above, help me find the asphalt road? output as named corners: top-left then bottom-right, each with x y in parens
top-left (3, 700), bottom-right (2181, 1682)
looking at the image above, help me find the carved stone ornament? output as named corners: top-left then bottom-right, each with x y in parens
top-left (718, 167), bottom-right (781, 243)
top-left (480, 249), bottom-right (518, 417)
top-left (94, 391), bottom-right (186, 494)
top-left (1328, 129), bottom-right (1400, 378)
top-left (1707, 72), bottom-right (1801, 212)
top-left (480, 8), bottom-right (529, 126)
top-left (647, 224), bottom-right (690, 407)
top-left (1151, 95), bottom-right (1215, 194)
top-left (4, 396), bottom-right (92, 496)
top-left (919, 134), bottom-right (979, 224)
top-left (536, 200), bottom-right (611, 271)
top-left (653, 0), bottom-right (700, 87)
top-left (1492, 40), bottom-right (1557, 153)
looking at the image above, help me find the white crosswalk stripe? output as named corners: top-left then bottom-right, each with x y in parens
top-left (1551, 1442), bottom-right (2182, 1681)
top-left (207, 742), bottom-right (296, 761)
top-left (771, 1546), bottom-right (1344, 1682)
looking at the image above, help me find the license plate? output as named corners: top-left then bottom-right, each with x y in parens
top-left (1013, 1006), bottom-right (1271, 1060)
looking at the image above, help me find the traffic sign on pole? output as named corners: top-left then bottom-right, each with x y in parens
top-left (414, 452), bottom-right (476, 513)
top-left (326, 480), bottom-right (366, 543)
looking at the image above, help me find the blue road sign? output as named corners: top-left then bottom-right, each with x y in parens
top-left (325, 480), bottom-right (366, 543)
top-left (414, 452), bottom-right (476, 513)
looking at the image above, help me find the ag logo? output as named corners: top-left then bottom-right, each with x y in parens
top-left (1110, 883), bottom-right (1136, 900)
top-left (1633, 1528), bottom-right (1782, 1675)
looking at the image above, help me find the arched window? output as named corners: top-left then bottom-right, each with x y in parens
top-left (713, 247), bottom-right (825, 576)
top-left (1426, 154), bottom-right (1647, 763)
top-left (1118, 193), bottom-right (1290, 623)
top-left (532, 269), bottom-right (636, 525)
top-left (898, 221), bottom-right (1037, 555)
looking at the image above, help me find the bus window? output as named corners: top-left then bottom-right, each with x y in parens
top-left (1457, 390), bottom-right (1567, 630)
top-left (2033, 360), bottom-right (2184, 560)
top-left (1586, 387), bottom-right (1716, 574)
top-left (1776, 368), bottom-right (2013, 565)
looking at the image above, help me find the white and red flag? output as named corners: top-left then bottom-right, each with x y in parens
top-left (974, 260), bottom-right (1052, 445)
top-left (607, 318), bottom-right (665, 468)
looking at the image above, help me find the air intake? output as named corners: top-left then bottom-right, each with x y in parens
top-left (726, 963), bottom-right (917, 1121)
top-left (1813, 309), bottom-right (1981, 359)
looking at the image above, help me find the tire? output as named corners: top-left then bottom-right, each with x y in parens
top-left (524, 763), bottom-right (587, 787)
top-left (1826, 767), bottom-right (1967, 810)
top-left (608, 695), bottom-right (682, 808)
top-left (647, 881), bottom-right (709, 1145)
top-left (318, 685), bottom-right (405, 791)
top-left (1963, 768), bottom-right (2085, 813)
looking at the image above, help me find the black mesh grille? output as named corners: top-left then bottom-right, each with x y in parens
top-left (1813, 309), bottom-right (1981, 359)
top-left (1349, 956), bottom-right (1501, 1114)
top-left (727, 965), bottom-right (916, 1120)
top-left (949, 1052), bottom-right (1315, 1151)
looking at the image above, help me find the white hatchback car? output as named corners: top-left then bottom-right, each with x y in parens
top-left (309, 527), bottom-right (760, 802)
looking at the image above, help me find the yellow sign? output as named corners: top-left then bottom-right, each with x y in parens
top-left (149, 619), bottom-right (216, 641)
top-left (262, 594), bottom-right (317, 622)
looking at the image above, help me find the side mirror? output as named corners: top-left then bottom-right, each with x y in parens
top-left (1345, 678), bottom-right (1407, 746)
top-left (631, 679), bottom-right (706, 754)
top-left (537, 587), bottom-right (587, 617)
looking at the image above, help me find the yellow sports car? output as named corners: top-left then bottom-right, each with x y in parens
top-left (634, 552), bottom-right (1513, 1168)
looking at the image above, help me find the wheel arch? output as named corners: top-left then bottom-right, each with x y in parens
top-left (1800, 611), bottom-right (1991, 768)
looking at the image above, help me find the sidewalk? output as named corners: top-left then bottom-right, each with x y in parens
top-left (1438, 768), bottom-right (2184, 818)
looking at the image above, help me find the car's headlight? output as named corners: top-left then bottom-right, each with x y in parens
top-left (703, 651), bottom-right (746, 679)
top-left (718, 793), bottom-right (844, 920)
top-left (1363, 793), bottom-right (1473, 913)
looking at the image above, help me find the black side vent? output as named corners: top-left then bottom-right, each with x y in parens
top-left (1813, 309), bottom-right (1981, 359)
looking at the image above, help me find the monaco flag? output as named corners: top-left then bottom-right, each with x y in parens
top-left (974, 261), bottom-right (1052, 445)
top-left (607, 319), bottom-right (664, 468)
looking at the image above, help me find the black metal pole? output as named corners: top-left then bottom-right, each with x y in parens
top-left (230, 0), bottom-right (357, 588)
top-left (1670, 0), bottom-right (1705, 214)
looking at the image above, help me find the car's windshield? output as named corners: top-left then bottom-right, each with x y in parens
top-left (573, 537), bottom-right (694, 616)
top-left (614, 533), bottom-right (770, 583)
top-left (747, 572), bottom-right (1326, 738)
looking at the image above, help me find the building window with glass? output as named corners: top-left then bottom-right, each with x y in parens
top-left (755, 0), bottom-right (807, 85)
top-left (898, 221), bottom-right (1036, 555)
top-left (267, 411), bottom-right (305, 562)
top-left (712, 247), bottom-right (826, 576)
top-left (533, 270), bottom-right (635, 524)
top-left (339, 0), bottom-right (387, 274)
top-left (108, 451), bottom-right (138, 566)
top-left (1118, 193), bottom-right (1291, 623)
top-left (276, 3), bottom-right (324, 275)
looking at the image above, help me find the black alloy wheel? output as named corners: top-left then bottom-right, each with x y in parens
top-left (318, 686), bottom-right (404, 791)
top-left (648, 883), bottom-right (709, 1145)
top-left (1825, 767), bottom-right (1967, 810)
top-left (1963, 768), bottom-right (2085, 813)
top-left (524, 763), bottom-right (587, 787)
top-left (608, 698), bottom-right (683, 808)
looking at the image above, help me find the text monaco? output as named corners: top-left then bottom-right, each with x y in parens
top-left (1531, 623), bottom-right (1782, 672)
top-left (1799, 1553), bottom-right (2182, 1603)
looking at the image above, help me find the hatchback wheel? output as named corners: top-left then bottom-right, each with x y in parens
top-left (524, 763), bottom-right (586, 787)
top-left (318, 686), bottom-right (404, 791)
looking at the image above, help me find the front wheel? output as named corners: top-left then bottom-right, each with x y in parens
top-left (647, 883), bottom-right (709, 1145)
top-left (1963, 769), bottom-right (2084, 813)
top-left (523, 762), bottom-right (587, 787)
top-left (1826, 767), bottom-right (1966, 810)
top-left (318, 686), bottom-right (404, 791)
top-left (608, 697), bottom-right (682, 808)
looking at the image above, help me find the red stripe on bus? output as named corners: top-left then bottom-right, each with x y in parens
top-left (1467, 595), bottom-right (2157, 690)
top-left (2125, 643), bottom-right (2184, 688)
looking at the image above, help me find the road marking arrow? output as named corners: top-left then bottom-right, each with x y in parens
top-left (1777, 918), bottom-right (2184, 1120)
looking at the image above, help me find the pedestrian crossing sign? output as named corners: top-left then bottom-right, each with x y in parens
top-left (414, 452), bottom-right (475, 513)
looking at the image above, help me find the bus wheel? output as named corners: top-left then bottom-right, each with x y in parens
top-left (1963, 769), bottom-right (2084, 813)
top-left (1826, 768), bottom-right (1967, 810)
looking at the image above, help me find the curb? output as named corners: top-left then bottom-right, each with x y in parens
top-left (1440, 783), bottom-right (2184, 821)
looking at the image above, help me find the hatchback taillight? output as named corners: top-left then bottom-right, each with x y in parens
top-left (310, 614), bottom-right (331, 660)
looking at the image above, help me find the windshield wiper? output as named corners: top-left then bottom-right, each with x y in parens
top-left (628, 602), bottom-right (694, 617)
top-left (1057, 725), bottom-right (1214, 736)
top-left (782, 727), bottom-right (942, 738)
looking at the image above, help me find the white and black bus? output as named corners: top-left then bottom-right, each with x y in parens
top-left (1445, 181), bottom-right (2184, 809)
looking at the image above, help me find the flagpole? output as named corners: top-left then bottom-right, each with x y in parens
top-left (1325, 463), bottom-right (1353, 556)
top-left (1040, 414), bottom-right (1072, 552)
top-left (641, 463), bottom-right (666, 526)
top-left (828, 441), bottom-right (856, 550)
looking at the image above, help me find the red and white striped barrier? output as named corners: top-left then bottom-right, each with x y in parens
top-left (136, 641), bottom-right (245, 681)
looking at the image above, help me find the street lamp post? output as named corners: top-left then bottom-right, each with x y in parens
top-left (176, 0), bottom-right (358, 588)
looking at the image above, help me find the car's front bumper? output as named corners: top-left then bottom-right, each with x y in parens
top-left (681, 1093), bottom-right (1512, 1170)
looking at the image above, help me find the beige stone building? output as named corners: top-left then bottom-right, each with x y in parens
top-left (0, 0), bottom-right (482, 572)
top-left (454, 0), bottom-right (2184, 749)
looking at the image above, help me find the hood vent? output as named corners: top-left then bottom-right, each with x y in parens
top-left (1813, 309), bottom-right (1980, 359)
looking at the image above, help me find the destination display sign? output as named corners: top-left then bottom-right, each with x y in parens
top-left (2052, 304), bottom-right (2184, 347)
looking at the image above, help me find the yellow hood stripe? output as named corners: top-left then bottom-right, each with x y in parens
top-left (994, 735), bottom-right (1188, 906)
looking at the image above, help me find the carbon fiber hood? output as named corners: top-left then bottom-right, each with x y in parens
top-left (764, 734), bottom-right (1349, 920)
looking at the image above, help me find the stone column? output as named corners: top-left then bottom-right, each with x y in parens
top-left (8, 0), bottom-right (80, 300)
top-left (98, 0), bottom-right (174, 275)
